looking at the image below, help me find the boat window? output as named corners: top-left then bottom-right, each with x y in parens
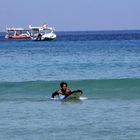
top-left (44, 29), bottom-right (51, 33)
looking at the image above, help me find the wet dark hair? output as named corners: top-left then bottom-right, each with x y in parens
top-left (60, 82), bottom-right (68, 88)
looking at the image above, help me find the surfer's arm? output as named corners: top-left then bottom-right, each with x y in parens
top-left (64, 89), bottom-right (72, 98)
top-left (51, 91), bottom-right (59, 98)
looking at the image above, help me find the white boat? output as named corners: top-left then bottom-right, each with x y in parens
top-left (29, 25), bottom-right (56, 41)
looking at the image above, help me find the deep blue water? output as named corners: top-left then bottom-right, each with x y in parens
top-left (0, 31), bottom-right (140, 140)
top-left (0, 31), bottom-right (140, 82)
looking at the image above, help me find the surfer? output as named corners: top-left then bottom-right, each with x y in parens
top-left (51, 82), bottom-right (71, 100)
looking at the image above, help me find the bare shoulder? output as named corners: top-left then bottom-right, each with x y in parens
top-left (67, 89), bottom-right (71, 93)
top-left (57, 89), bottom-right (62, 94)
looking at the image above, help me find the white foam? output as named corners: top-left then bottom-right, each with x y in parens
top-left (50, 97), bottom-right (60, 101)
top-left (79, 97), bottom-right (88, 100)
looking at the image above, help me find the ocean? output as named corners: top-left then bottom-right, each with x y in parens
top-left (0, 30), bottom-right (140, 140)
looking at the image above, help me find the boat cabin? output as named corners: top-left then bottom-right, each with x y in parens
top-left (5, 27), bottom-right (31, 39)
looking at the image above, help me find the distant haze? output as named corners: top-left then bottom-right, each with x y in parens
top-left (0, 0), bottom-right (140, 31)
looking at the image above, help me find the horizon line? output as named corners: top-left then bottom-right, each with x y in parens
top-left (1, 28), bottom-right (140, 33)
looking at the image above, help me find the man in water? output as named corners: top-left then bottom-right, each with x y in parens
top-left (51, 82), bottom-right (71, 100)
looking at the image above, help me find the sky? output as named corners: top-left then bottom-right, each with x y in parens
top-left (0, 0), bottom-right (140, 31)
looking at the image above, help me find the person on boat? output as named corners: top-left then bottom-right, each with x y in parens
top-left (51, 82), bottom-right (71, 99)
top-left (37, 32), bottom-right (42, 40)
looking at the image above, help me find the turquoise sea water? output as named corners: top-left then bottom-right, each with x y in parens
top-left (0, 31), bottom-right (140, 139)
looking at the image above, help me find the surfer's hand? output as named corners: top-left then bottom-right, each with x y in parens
top-left (76, 90), bottom-right (83, 93)
top-left (71, 90), bottom-right (83, 94)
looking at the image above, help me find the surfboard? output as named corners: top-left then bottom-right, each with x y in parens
top-left (62, 90), bottom-right (83, 101)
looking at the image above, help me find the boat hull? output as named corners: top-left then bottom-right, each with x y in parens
top-left (31, 36), bottom-right (56, 41)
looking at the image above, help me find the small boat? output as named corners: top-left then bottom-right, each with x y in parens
top-left (5, 27), bottom-right (31, 39)
top-left (29, 25), bottom-right (56, 41)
